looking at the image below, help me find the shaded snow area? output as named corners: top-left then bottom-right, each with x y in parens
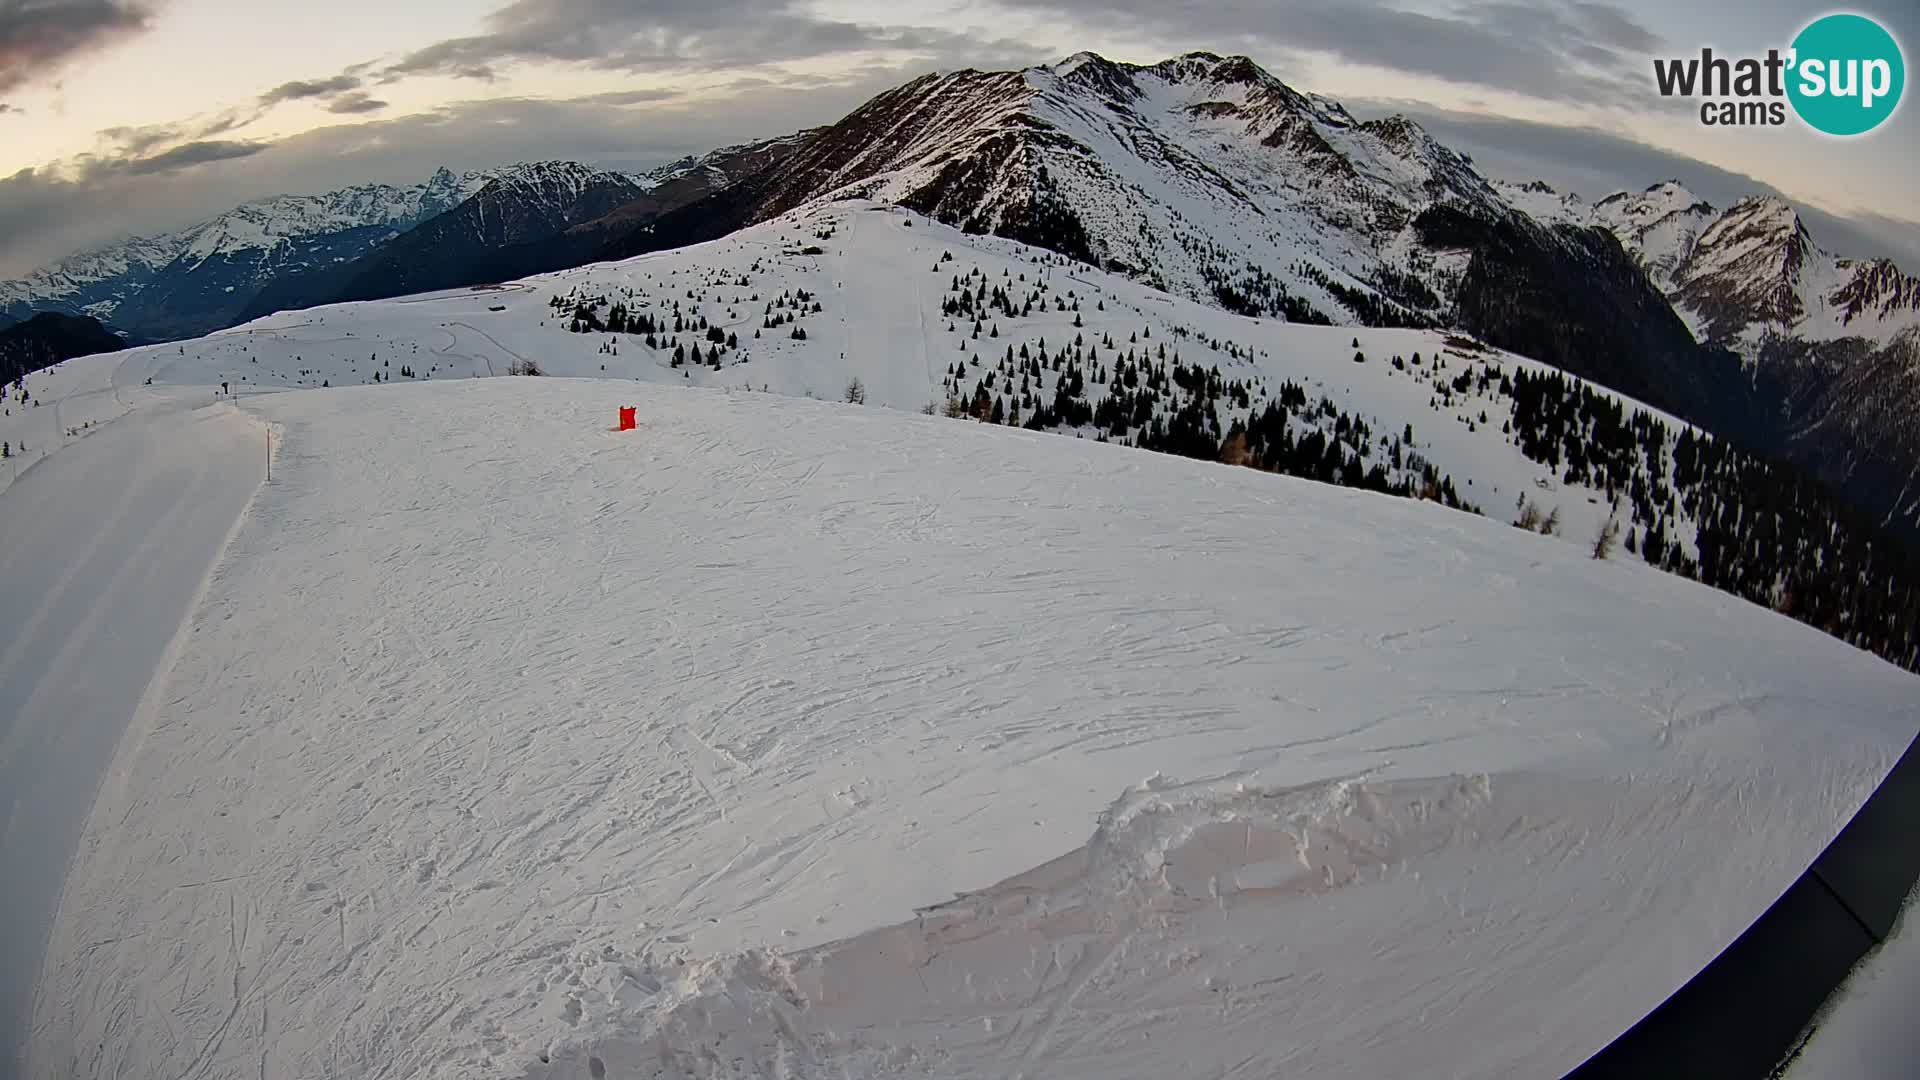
top-left (0, 394), bottom-right (264, 1069)
top-left (1788, 885), bottom-right (1920, 1077)
top-left (25, 377), bottom-right (1917, 1079)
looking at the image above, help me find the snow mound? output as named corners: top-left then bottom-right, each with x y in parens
top-left (523, 767), bottom-right (1875, 1079)
top-left (27, 377), bottom-right (1916, 1079)
top-left (525, 771), bottom-right (1504, 1078)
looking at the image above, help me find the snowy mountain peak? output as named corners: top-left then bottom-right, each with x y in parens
top-left (419, 164), bottom-right (479, 209)
top-left (1628, 178), bottom-right (1701, 203)
top-left (1151, 51), bottom-right (1268, 87)
top-left (484, 159), bottom-right (611, 184)
top-left (1677, 194), bottom-right (1818, 331)
top-left (1573, 182), bottom-right (1719, 287)
top-left (1717, 196), bottom-right (1807, 251)
top-left (648, 50), bottom-right (1507, 330)
top-left (466, 161), bottom-right (636, 210)
top-left (1590, 181), bottom-right (1709, 222)
top-left (1047, 50), bottom-right (1107, 77)
top-left (1548, 178), bottom-right (1920, 350)
top-left (1831, 257), bottom-right (1920, 325)
top-left (1492, 179), bottom-right (1589, 226)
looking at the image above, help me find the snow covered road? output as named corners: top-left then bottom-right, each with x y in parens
top-left (0, 398), bottom-right (264, 1072)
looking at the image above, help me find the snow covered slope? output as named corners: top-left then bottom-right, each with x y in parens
top-left (0, 391), bottom-right (264, 1068)
top-left (47, 200), bottom-right (1704, 563)
top-left (22, 375), bottom-right (1917, 1080)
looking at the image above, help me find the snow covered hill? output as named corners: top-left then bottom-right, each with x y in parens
top-left (9, 51), bottom-right (1915, 538)
top-left (17, 199), bottom-right (1917, 676)
top-left (25, 200), bottom-right (1699, 561)
top-left (18, 372), bottom-right (1917, 1080)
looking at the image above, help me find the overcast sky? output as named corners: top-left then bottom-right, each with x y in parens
top-left (1, 0), bottom-right (1915, 278)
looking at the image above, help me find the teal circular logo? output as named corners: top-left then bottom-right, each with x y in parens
top-left (1787, 13), bottom-right (1905, 136)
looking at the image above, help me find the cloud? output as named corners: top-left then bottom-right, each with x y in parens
top-left (579, 87), bottom-right (682, 106)
top-left (96, 119), bottom-right (183, 156)
top-left (1565, 1), bottom-right (1658, 51)
top-left (325, 91), bottom-right (387, 114)
top-left (996, 0), bottom-right (1660, 108)
top-left (95, 105), bottom-right (259, 158)
top-left (0, 0), bottom-right (151, 93)
top-left (261, 74), bottom-right (362, 105)
top-left (0, 67), bottom-right (910, 277)
top-left (381, 0), bottom-right (1044, 82)
top-left (118, 138), bottom-right (267, 175)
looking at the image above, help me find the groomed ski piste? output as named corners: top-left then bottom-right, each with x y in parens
top-left (3, 204), bottom-right (1917, 1079)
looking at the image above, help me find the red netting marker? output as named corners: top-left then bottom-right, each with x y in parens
top-left (617, 406), bottom-right (637, 431)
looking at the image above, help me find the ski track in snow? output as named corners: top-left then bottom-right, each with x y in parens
top-left (0, 393), bottom-right (263, 1073)
top-left (17, 376), bottom-right (1916, 1080)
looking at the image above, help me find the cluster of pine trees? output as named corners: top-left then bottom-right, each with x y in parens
top-left (548, 276), bottom-right (825, 371)
top-left (1225, 392), bottom-right (1471, 508)
top-left (927, 256), bottom-right (1477, 515)
top-left (1288, 260), bottom-right (1432, 328)
top-left (1196, 253), bottom-right (1330, 324)
top-left (1176, 228), bottom-right (1441, 328)
top-left (1504, 368), bottom-right (1920, 672)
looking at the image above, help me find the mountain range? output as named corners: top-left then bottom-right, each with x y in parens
top-left (3, 49), bottom-right (1917, 538)
top-left (1498, 178), bottom-right (1920, 532)
top-left (0, 141), bottom-right (805, 343)
top-left (0, 167), bottom-right (483, 339)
